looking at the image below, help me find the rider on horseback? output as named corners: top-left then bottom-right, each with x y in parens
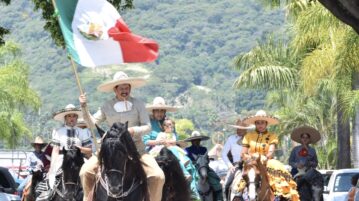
top-left (49, 104), bottom-right (93, 187)
top-left (79, 71), bottom-right (165, 201)
top-left (143, 96), bottom-right (179, 151)
top-left (18, 136), bottom-right (49, 197)
top-left (185, 131), bottom-right (224, 201)
top-left (222, 118), bottom-right (253, 200)
top-left (289, 126), bottom-right (322, 201)
top-left (35, 104), bottom-right (92, 201)
top-left (241, 110), bottom-right (299, 201)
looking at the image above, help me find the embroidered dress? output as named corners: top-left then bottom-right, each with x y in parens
top-left (243, 131), bottom-right (299, 201)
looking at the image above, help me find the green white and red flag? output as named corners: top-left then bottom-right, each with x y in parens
top-left (55, 0), bottom-right (159, 67)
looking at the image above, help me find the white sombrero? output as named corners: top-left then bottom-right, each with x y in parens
top-left (184, 131), bottom-right (210, 142)
top-left (97, 71), bottom-right (146, 92)
top-left (53, 104), bottom-right (83, 122)
top-left (146, 97), bottom-right (178, 112)
top-left (31, 136), bottom-right (47, 148)
top-left (243, 110), bottom-right (279, 125)
top-left (291, 125), bottom-right (321, 144)
top-left (228, 118), bottom-right (255, 129)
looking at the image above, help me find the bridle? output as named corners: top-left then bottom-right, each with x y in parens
top-left (99, 157), bottom-right (143, 200)
top-left (53, 173), bottom-right (80, 201)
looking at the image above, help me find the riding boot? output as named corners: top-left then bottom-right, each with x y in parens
top-left (215, 189), bottom-right (224, 201)
top-left (224, 187), bottom-right (229, 201)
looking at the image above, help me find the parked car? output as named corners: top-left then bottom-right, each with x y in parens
top-left (0, 167), bottom-right (21, 201)
top-left (324, 168), bottom-right (359, 201)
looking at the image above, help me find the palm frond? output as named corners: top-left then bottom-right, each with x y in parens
top-left (234, 65), bottom-right (297, 90)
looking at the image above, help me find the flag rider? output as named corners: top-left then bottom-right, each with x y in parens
top-left (79, 71), bottom-right (165, 201)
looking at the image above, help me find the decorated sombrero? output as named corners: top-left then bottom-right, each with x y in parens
top-left (184, 131), bottom-right (210, 142)
top-left (97, 71), bottom-right (146, 92)
top-left (31, 136), bottom-right (47, 148)
top-left (53, 104), bottom-right (82, 122)
top-left (291, 125), bottom-right (321, 144)
top-left (146, 97), bottom-right (178, 112)
top-left (243, 110), bottom-right (279, 125)
top-left (228, 118), bottom-right (255, 129)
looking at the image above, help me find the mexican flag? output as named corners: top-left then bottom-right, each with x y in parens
top-left (54, 0), bottom-right (159, 67)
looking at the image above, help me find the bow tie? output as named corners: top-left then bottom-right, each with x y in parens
top-left (67, 129), bottom-right (75, 138)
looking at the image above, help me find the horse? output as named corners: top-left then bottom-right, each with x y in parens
top-left (21, 168), bottom-right (44, 201)
top-left (155, 147), bottom-right (191, 201)
top-left (240, 157), bottom-right (274, 201)
top-left (294, 167), bottom-right (324, 201)
top-left (51, 147), bottom-right (84, 201)
top-left (193, 153), bottom-right (215, 201)
top-left (94, 122), bottom-right (149, 201)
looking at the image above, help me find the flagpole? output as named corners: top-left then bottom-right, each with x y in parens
top-left (51, 0), bottom-right (100, 154)
top-left (69, 58), bottom-right (100, 154)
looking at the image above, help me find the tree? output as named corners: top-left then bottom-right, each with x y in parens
top-left (234, 1), bottom-right (359, 168)
top-left (0, 42), bottom-right (41, 148)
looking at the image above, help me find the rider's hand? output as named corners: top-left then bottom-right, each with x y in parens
top-left (128, 127), bottom-right (135, 136)
top-left (229, 165), bottom-right (236, 174)
top-left (297, 163), bottom-right (304, 169)
top-left (79, 93), bottom-right (87, 106)
top-left (157, 139), bottom-right (165, 145)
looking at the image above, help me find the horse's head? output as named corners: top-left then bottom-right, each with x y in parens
top-left (61, 147), bottom-right (84, 199)
top-left (242, 156), bottom-right (262, 201)
top-left (98, 122), bottom-right (141, 195)
top-left (194, 153), bottom-right (210, 181)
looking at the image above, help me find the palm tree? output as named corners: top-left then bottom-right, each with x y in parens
top-left (0, 42), bottom-right (41, 148)
top-left (233, 1), bottom-right (359, 168)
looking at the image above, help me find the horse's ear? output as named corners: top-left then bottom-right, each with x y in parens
top-left (95, 124), bottom-right (105, 137)
top-left (62, 147), bottom-right (66, 154)
top-left (125, 121), bottom-right (129, 130)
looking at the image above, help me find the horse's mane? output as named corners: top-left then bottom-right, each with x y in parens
top-left (98, 122), bottom-right (141, 168)
top-left (156, 147), bottom-right (190, 201)
top-left (62, 148), bottom-right (84, 170)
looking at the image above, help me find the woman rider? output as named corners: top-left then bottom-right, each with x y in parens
top-left (241, 110), bottom-right (299, 201)
top-left (143, 97), bottom-right (178, 151)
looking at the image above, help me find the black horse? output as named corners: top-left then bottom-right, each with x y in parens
top-left (155, 147), bottom-right (191, 201)
top-left (94, 122), bottom-right (149, 201)
top-left (22, 168), bottom-right (44, 201)
top-left (52, 147), bottom-right (84, 201)
top-left (295, 168), bottom-right (324, 201)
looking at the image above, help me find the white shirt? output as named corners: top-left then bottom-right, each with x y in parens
top-left (51, 126), bottom-right (92, 150)
top-left (221, 134), bottom-right (243, 167)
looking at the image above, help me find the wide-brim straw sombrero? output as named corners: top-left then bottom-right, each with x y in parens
top-left (184, 131), bottom-right (210, 142)
top-left (291, 126), bottom-right (321, 144)
top-left (146, 97), bottom-right (178, 112)
top-left (31, 136), bottom-right (47, 148)
top-left (228, 118), bottom-right (256, 129)
top-left (97, 71), bottom-right (146, 92)
top-left (53, 104), bottom-right (83, 122)
top-left (243, 110), bottom-right (279, 125)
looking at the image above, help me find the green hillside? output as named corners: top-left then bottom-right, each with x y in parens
top-left (0, 0), bottom-right (285, 140)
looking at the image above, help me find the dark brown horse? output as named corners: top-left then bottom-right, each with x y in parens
top-left (155, 147), bottom-right (191, 201)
